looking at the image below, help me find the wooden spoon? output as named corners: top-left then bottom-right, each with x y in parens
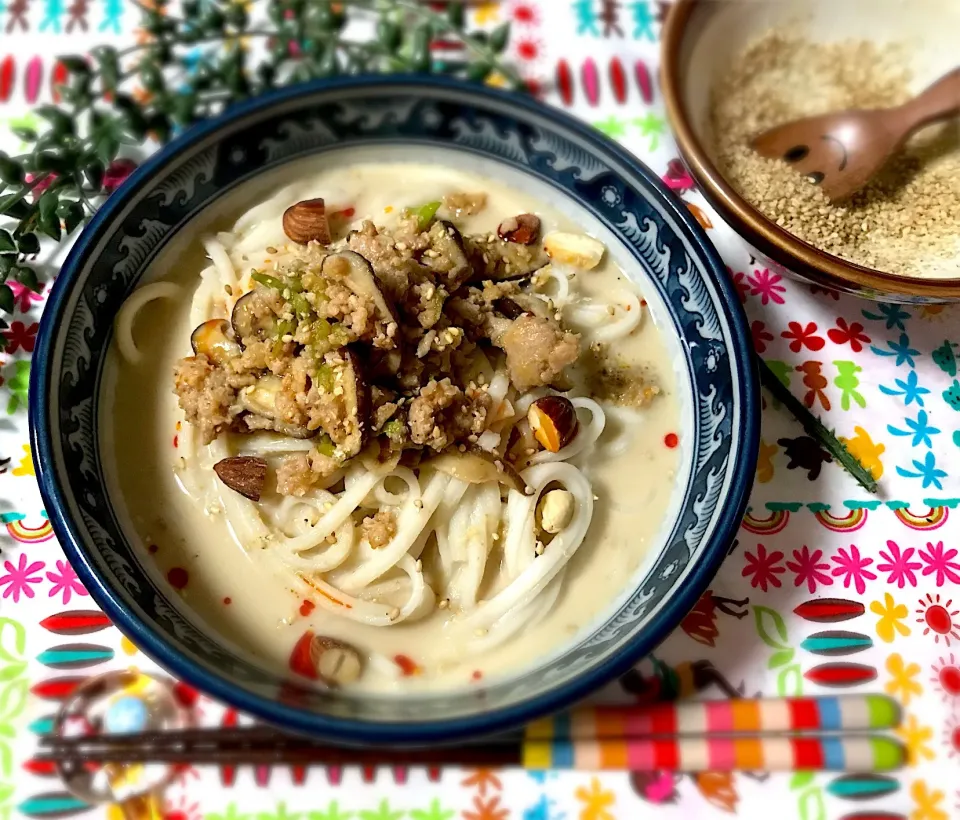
top-left (752, 67), bottom-right (960, 201)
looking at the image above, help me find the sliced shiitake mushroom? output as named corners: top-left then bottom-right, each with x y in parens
top-left (465, 235), bottom-right (549, 282)
top-left (497, 293), bottom-right (554, 320)
top-left (423, 445), bottom-right (528, 493)
top-left (492, 298), bottom-right (525, 321)
top-left (422, 220), bottom-right (472, 288)
top-left (322, 346), bottom-right (371, 458)
top-left (231, 290), bottom-right (276, 343)
top-left (330, 347), bottom-right (370, 458)
top-left (322, 251), bottom-right (399, 326)
top-left (240, 375), bottom-right (316, 439)
top-left (191, 319), bottom-right (242, 364)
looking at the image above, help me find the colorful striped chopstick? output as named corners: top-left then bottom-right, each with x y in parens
top-left (521, 736), bottom-right (904, 772)
top-left (524, 695), bottom-right (900, 739)
top-left (38, 732), bottom-right (905, 773)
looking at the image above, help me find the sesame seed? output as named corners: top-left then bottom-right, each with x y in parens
top-left (713, 31), bottom-right (960, 276)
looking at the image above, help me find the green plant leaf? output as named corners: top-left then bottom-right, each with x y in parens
top-left (0, 620), bottom-right (25, 665)
top-left (17, 233), bottom-right (39, 255)
top-left (789, 771), bottom-right (815, 790)
top-left (11, 127), bottom-right (36, 142)
top-left (0, 287), bottom-right (14, 315)
top-left (445, 2), bottom-right (464, 28)
top-left (58, 202), bottom-right (84, 234)
top-left (13, 266), bottom-right (38, 291)
top-left (0, 665), bottom-right (24, 684)
top-left (0, 156), bottom-right (22, 186)
top-left (38, 211), bottom-right (61, 241)
top-left (489, 23), bottom-right (511, 54)
top-left (768, 648), bottom-right (794, 669)
top-left (84, 160), bottom-right (105, 190)
top-left (38, 189), bottom-right (58, 220)
top-left (58, 55), bottom-right (90, 75)
top-left (410, 24), bottom-right (432, 72)
top-left (95, 135), bottom-right (120, 166)
top-left (35, 105), bottom-right (74, 137)
top-left (777, 663), bottom-right (803, 697)
top-left (798, 789), bottom-right (826, 820)
top-left (753, 605), bottom-right (789, 649)
top-left (0, 780), bottom-right (12, 805)
top-left (0, 232), bottom-right (14, 254)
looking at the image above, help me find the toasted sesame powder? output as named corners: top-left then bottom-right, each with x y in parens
top-left (710, 32), bottom-right (960, 278)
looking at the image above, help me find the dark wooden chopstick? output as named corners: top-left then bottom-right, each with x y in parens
top-left (39, 733), bottom-right (518, 767)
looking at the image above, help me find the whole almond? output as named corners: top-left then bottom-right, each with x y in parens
top-left (213, 456), bottom-right (267, 501)
top-left (283, 198), bottom-right (331, 245)
top-left (310, 635), bottom-right (363, 686)
top-left (527, 395), bottom-right (579, 453)
top-left (498, 213), bottom-right (541, 245)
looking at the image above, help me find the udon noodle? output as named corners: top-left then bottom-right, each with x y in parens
top-left (106, 160), bottom-right (680, 690)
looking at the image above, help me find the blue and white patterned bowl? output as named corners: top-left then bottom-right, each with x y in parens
top-left (31, 77), bottom-right (758, 743)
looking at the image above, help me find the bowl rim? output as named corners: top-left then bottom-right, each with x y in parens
top-left (660, 0), bottom-right (960, 300)
top-left (31, 74), bottom-right (759, 743)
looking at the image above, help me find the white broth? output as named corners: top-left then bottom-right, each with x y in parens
top-left (101, 158), bottom-right (683, 693)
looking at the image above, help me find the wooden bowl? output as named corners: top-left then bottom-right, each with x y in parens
top-left (661, 0), bottom-right (960, 303)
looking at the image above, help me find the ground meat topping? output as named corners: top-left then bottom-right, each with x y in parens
top-left (408, 378), bottom-right (490, 451)
top-left (443, 192), bottom-right (488, 218)
top-left (501, 315), bottom-right (580, 392)
top-left (174, 354), bottom-right (249, 444)
top-left (275, 451), bottom-right (341, 497)
top-left (174, 200), bottom-right (623, 495)
top-left (361, 510), bottom-right (398, 548)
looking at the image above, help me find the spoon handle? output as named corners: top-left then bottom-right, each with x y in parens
top-left (901, 67), bottom-right (960, 129)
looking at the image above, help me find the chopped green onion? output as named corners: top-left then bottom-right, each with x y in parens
top-left (411, 200), bottom-right (442, 231)
top-left (382, 419), bottom-right (405, 440)
top-left (316, 434), bottom-right (336, 458)
top-left (291, 292), bottom-right (312, 320)
top-left (272, 318), bottom-right (296, 355)
top-left (328, 324), bottom-right (351, 348)
top-left (314, 318), bottom-right (332, 342)
top-left (315, 364), bottom-right (335, 393)
top-left (251, 271), bottom-right (286, 291)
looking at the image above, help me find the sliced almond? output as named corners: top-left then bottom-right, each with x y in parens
top-left (498, 213), bottom-right (541, 245)
top-left (283, 198), bottom-right (331, 245)
top-left (213, 456), bottom-right (268, 501)
top-left (543, 231), bottom-right (605, 270)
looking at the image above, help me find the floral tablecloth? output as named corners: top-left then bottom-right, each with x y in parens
top-left (0, 2), bottom-right (957, 820)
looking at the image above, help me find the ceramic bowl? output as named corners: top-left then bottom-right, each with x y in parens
top-left (31, 77), bottom-right (758, 743)
top-left (661, 0), bottom-right (960, 303)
